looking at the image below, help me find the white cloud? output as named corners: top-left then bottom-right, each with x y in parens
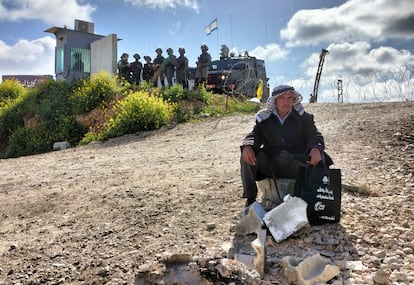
top-left (275, 0), bottom-right (414, 102)
top-left (0, 0), bottom-right (96, 27)
top-left (249, 43), bottom-right (289, 62)
top-left (299, 42), bottom-right (414, 102)
top-left (0, 36), bottom-right (55, 76)
top-left (124, 0), bottom-right (199, 12)
top-left (281, 0), bottom-right (414, 47)
top-left (302, 42), bottom-right (414, 78)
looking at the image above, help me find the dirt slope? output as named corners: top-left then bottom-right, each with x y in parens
top-left (0, 101), bottom-right (413, 284)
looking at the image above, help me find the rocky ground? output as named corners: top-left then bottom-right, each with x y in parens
top-left (0, 101), bottom-right (413, 285)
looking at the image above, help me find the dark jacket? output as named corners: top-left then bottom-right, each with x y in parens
top-left (130, 60), bottom-right (142, 74)
top-left (242, 110), bottom-right (325, 158)
top-left (142, 63), bottom-right (154, 82)
top-left (118, 59), bottom-right (130, 80)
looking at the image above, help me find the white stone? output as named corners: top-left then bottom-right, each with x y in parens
top-left (281, 253), bottom-right (340, 285)
top-left (53, 141), bottom-right (71, 151)
top-left (346, 260), bottom-right (367, 272)
top-left (263, 195), bottom-right (309, 242)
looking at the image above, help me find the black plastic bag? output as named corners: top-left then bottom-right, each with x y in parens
top-left (299, 164), bottom-right (342, 225)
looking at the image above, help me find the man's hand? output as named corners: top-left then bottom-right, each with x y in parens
top-left (309, 148), bottom-right (322, 166)
top-left (242, 145), bottom-right (256, 165)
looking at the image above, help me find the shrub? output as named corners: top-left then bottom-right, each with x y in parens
top-left (4, 126), bottom-right (50, 158)
top-left (156, 86), bottom-right (211, 123)
top-left (0, 79), bottom-right (87, 158)
top-left (26, 80), bottom-right (72, 122)
top-left (183, 86), bottom-right (210, 103)
top-left (82, 91), bottom-right (175, 142)
top-left (0, 79), bottom-right (26, 103)
top-left (70, 71), bottom-right (121, 113)
top-left (52, 116), bottom-right (87, 145)
top-left (0, 80), bottom-right (28, 151)
top-left (135, 81), bottom-right (157, 92)
top-left (79, 131), bottom-right (104, 145)
top-left (162, 85), bottom-right (184, 102)
top-left (0, 92), bottom-right (30, 154)
top-left (3, 116), bottom-right (85, 158)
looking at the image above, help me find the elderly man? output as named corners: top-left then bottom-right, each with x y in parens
top-left (240, 85), bottom-right (327, 208)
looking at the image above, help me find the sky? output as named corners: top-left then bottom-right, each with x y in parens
top-left (0, 0), bottom-right (413, 103)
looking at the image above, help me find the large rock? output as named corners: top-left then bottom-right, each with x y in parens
top-left (263, 195), bottom-right (309, 242)
top-left (281, 253), bottom-right (340, 285)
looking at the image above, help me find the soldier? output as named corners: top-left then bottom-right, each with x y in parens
top-left (164, 48), bottom-right (177, 87)
top-left (152, 48), bottom-right (165, 88)
top-left (195, 44), bottom-right (211, 87)
top-left (176, 47), bottom-right (189, 89)
top-left (117, 53), bottom-right (131, 83)
top-left (130, 53), bottom-right (142, 85)
top-left (142, 56), bottom-right (154, 84)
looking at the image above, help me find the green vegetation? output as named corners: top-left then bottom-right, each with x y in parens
top-left (0, 73), bottom-right (261, 158)
top-left (70, 71), bottom-right (124, 113)
top-left (0, 79), bottom-right (27, 104)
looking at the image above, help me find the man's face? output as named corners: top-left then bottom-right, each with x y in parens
top-left (275, 91), bottom-right (295, 116)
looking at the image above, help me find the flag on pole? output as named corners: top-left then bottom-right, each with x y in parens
top-left (204, 18), bottom-right (218, 35)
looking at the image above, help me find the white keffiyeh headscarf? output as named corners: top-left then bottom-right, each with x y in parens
top-left (256, 85), bottom-right (304, 122)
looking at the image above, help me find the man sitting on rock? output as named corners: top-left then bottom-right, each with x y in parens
top-left (240, 84), bottom-right (328, 208)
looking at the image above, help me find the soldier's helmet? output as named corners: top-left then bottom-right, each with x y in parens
top-left (166, 48), bottom-right (173, 54)
top-left (201, 44), bottom-right (208, 51)
top-left (155, 48), bottom-right (162, 53)
top-left (178, 47), bottom-right (185, 53)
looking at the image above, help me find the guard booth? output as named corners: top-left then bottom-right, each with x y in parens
top-left (45, 19), bottom-right (118, 82)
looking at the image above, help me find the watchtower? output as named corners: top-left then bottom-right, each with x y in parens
top-left (45, 19), bottom-right (118, 82)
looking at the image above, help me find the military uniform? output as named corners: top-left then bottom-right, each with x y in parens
top-left (153, 48), bottom-right (165, 87)
top-left (176, 48), bottom-right (189, 89)
top-left (164, 48), bottom-right (177, 87)
top-left (195, 45), bottom-right (211, 87)
top-left (142, 56), bottom-right (154, 83)
top-left (130, 53), bottom-right (142, 85)
top-left (118, 53), bottom-right (131, 82)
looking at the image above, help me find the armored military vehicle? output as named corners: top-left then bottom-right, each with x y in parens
top-left (206, 51), bottom-right (269, 102)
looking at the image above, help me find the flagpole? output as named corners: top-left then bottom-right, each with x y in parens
top-left (230, 14), bottom-right (233, 51)
top-left (216, 23), bottom-right (219, 60)
top-left (264, 15), bottom-right (269, 76)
